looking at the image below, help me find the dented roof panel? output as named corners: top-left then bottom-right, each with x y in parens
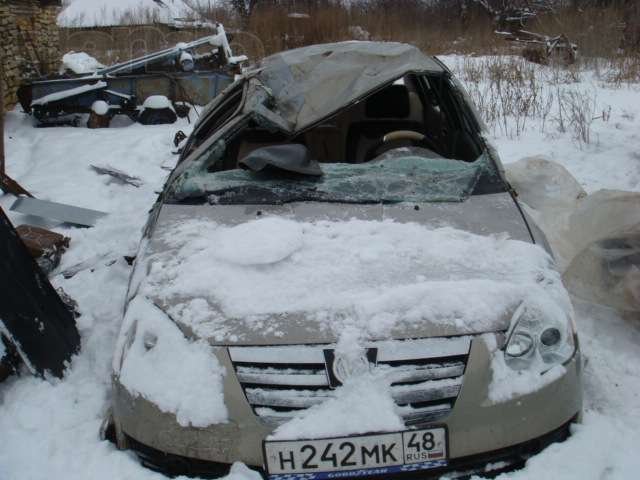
top-left (256, 42), bottom-right (444, 132)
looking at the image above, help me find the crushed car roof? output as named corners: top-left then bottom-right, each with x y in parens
top-left (256, 41), bottom-right (445, 132)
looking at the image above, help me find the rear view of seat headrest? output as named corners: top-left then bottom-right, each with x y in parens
top-left (365, 85), bottom-right (410, 118)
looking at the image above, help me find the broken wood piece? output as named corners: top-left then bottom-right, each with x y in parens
top-left (90, 164), bottom-right (143, 187)
top-left (61, 253), bottom-right (115, 279)
top-left (0, 172), bottom-right (33, 197)
top-left (10, 197), bottom-right (107, 227)
top-left (16, 224), bottom-right (71, 274)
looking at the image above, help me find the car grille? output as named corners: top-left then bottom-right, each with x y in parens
top-left (228, 336), bottom-right (472, 428)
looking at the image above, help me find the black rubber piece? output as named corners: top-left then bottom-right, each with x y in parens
top-left (137, 107), bottom-right (177, 125)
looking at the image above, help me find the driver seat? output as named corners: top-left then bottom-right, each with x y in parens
top-left (345, 85), bottom-right (424, 163)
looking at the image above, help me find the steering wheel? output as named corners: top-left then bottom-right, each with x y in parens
top-left (364, 130), bottom-right (441, 162)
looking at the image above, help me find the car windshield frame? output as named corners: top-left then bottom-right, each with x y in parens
top-left (164, 51), bottom-right (509, 206)
top-left (166, 147), bottom-right (504, 205)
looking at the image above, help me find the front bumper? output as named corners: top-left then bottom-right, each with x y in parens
top-left (111, 335), bottom-right (582, 476)
top-left (124, 419), bottom-right (573, 479)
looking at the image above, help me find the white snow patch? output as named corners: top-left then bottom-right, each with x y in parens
top-left (141, 95), bottom-right (173, 111)
top-left (270, 373), bottom-right (404, 440)
top-left (488, 349), bottom-right (567, 404)
top-left (31, 81), bottom-right (107, 107)
top-left (61, 51), bottom-right (104, 74)
top-left (118, 297), bottom-right (228, 428)
top-left (91, 100), bottom-right (109, 116)
top-left (212, 217), bottom-right (304, 265)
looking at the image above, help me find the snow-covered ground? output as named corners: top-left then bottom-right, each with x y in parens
top-left (1, 57), bottom-right (640, 480)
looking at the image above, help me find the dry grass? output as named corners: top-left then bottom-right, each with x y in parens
top-left (189, 1), bottom-right (640, 59)
top-left (62, 1), bottom-right (640, 67)
top-left (450, 55), bottom-right (610, 145)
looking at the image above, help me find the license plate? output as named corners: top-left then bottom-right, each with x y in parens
top-left (264, 427), bottom-right (447, 479)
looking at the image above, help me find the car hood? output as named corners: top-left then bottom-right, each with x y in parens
top-left (130, 193), bottom-right (566, 346)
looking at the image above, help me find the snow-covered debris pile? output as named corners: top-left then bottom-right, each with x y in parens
top-left (58, 0), bottom-right (197, 28)
top-left (61, 52), bottom-right (104, 75)
top-left (137, 216), bottom-right (572, 342)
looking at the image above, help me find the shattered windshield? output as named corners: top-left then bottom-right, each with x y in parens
top-left (167, 148), bottom-right (497, 205)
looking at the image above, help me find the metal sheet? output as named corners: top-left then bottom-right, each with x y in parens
top-left (10, 197), bottom-right (107, 227)
top-left (90, 164), bottom-right (143, 187)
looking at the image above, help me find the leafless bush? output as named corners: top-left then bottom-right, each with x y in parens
top-left (555, 88), bottom-right (598, 146)
top-left (453, 56), bottom-right (608, 143)
top-left (598, 55), bottom-right (640, 87)
top-left (455, 56), bottom-right (551, 138)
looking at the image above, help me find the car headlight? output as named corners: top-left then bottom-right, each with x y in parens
top-left (503, 302), bottom-right (576, 372)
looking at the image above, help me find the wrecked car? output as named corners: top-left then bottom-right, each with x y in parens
top-left (104, 42), bottom-right (582, 479)
top-left (17, 24), bottom-right (246, 127)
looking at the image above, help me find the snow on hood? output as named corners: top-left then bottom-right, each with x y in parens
top-left (132, 215), bottom-right (572, 345)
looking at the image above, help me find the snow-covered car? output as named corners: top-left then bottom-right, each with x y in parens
top-left (105, 42), bottom-right (582, 479)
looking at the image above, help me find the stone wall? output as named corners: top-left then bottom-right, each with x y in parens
top-left (1, 0), bottom-right (61, 109)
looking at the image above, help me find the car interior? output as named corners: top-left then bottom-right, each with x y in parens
top-left (187, 73), bottom-right (484, 173)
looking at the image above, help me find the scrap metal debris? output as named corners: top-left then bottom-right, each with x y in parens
top-left (473, 0), bottom-right (577, 65)
top-left (499, 30), bottom-right (577, 65)
top-left (10, 197), bottom-right (107, 227)
top-left (17, 24), bottom-right (246, 127)
top-left (0, 207), bottom-right (80, 379)
top-left (90, 164), bottom-right (143, 188)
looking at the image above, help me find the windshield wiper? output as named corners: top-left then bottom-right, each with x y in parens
top-left (203, 185), bottom-right (392, 206)
top-left (206, 185), bottom-right (325, 205)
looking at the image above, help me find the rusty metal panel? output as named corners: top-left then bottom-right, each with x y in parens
top-left (136, 76), bottom-right (173, 103)
top-left (176, 73), bottom-right (232, 106)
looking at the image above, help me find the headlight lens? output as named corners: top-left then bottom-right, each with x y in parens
top-left (505, 331), bottom-right (534, 357)
top-left (504, 302), bottom-right (576, 372)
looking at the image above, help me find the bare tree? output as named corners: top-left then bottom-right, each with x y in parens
top-left (227, 0), bottom-right (262, 24)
